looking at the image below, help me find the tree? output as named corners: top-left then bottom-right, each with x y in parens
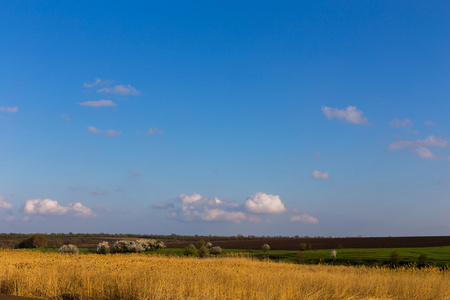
top-left (17, 234), bottom-right (48, 248)
top-left (418, 254), bottom-right (428, 266)
top-left (389, 250), bottom-right (401, 266)
top-left (261, 244), bottom-right (270, 252)
top-left (198, 245), bottom-right (209, 258)
top-left (184, 244), bottom-right (197, 256)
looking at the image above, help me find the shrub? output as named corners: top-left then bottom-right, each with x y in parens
top-left (418, 254), bottom-right (428, 266)
top-left (96, 241), bottom-right (110, 254)
top-left (184, 244), bottom-right (197, 256)
top-left (111, 240), bottom-right (144, 253)
top-left (197, 239), bottom-right (206, 249)
top-left (205, 242), bottom-right (212, 248)
top-left (389, 250), bottom-right (401, 266)
top-left (198, 245), bottom-right (209, 258)
top-left (135, 239), bottom-right (166, 251)
top-left (299, 243), bottom-right (307, 251)
top-left (296, 252), bottom-right (306, 264)
top-left (261, 244), bottom-right (270, 252)
top-left (17, 234), bottom-right (48, 248)
top-left (330, 250), bottom-right (337, 261)
top-left (209, 246), bottom-right (222, 255)
top-left (59, 244), bottom-right (79, 254)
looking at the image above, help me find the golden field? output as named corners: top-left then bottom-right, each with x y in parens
top-left (0, 249), bottom-right (449, 300)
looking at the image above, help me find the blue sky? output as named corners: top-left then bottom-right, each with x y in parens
top-left (1, 1), bottom-right (449, 236)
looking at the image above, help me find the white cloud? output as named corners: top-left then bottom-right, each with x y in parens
top-left (87, 126), bottom-right (122, 137)
top-left (84, 78), bottom-right (114, 88)
top-left (425, 121), bottom-right (435, 126)
top-left (312, 170), bottom-right (330, 180)
top-left (23, 199), bottom-right (96, 218)
top-left (413, 147), bottom-right (439, 160)
top-left (79, 100), bottom-right (117, 107)
top-left (0, 196), bottom-right (13, 209)
top-left (0, 106), bottom-right (18, 113)
top-left (290, 213), bottom-right (319, 224)
top-left (61, 114), bottom-right (71, 121)
top-left (389, 118), bottom-right (412, 128)
top-left (138, 128), bottom-right (164, 136)
top-left (193, 208), bottom-right (246, 222)
top-left (159, 193), bottom-right (245, 223)
top-left (178, 193), bottom-right (203, 205)
top-left (97, 84), bottom-right (140, 96)
top-left (245, 193), bottom-right (286, 214)
top-left (321, 105), bottom-right (368, 124)
top-left (388, 135), bottom-right (448, 150)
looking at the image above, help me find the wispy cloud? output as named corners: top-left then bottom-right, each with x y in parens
top-left (97, 84), bottom-right (140, 96)
top-left (84, 78), bottom-right (114, 88)
top-left (290, 213), bottom-right (319, 224)
top-left (61, 114), bottom-right (71, 122)
top-left (23, 199), bottom-right (97, 218)
top-left (104, 130), bottom-right (122, 137)
top-left (91, 190), bottom-right (108, 196)
top-left (413, 147), bottom-right (439, 160)
top-left (322, 105), bottom-right (369, 124)
top-left (138, 128), bottom-right (164, 136)
top-left (87, 126), bottom-right (122, 137)
top-left (87, 126), bottom-right (102, 134)
top-left (388, 135), bottom-right (448, 160)
top-left (244, 193), bottom-right (286, 214)
top-left (0, 106), bottom-right (18, 113)
top-left (388, 135), bottom-right (448, 150)
top-left (389, 118), bottom-right (412, 129)
top-left (0, 196), bottom-right (13, 209)
top-left (425, 121), bottom-right (435, 126)
top-left (314, 152), bottom-right (321, 159)
top-left (79, 100), bottom-right (117, 107)
top-left (312, 170), bottom-right (330, 180)
top-left (128, 170), bottom-right (142, 177)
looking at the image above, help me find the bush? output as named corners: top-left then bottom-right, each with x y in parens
top-left (135, 239), bottom-right (166, 251)
top-left (184, 244), bottom-right (197, 256)
top-left (330, 250), bottom-right (337, 261)
top-left (296, 252), bottom-right (306, 264)
top-left (261, 244), bottom-right (270, 252)
top-left (197, 239), bottom-right (206, 249)
top-left (299, 243), bottom-right (307, 251)
top-left (96, 241), bottom-right (110, 254)
top-left (198, 245), bottom-right (209, 258)
top-left (205, 242), bottom-right (212, 248)
top-left (17, 234), bottom-right (48, 248)
top-left (418, 254), bottom-right (428, 266)
top-left (209, 246), bottom-right (222, 255)
top-left (389, 250), bottom-right (401, 266)
top-left (59, 244), bottom-right (79, 254)
top-left (111, 240), bottom-right (144, 253)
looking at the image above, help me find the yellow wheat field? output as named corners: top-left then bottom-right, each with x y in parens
top-left (0, 249), bottom-right (449, 300)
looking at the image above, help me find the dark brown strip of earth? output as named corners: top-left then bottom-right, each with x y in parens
top-left (0, 295), bottom-right (44, 300)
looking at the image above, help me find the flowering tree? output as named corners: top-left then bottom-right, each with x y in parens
top-left (59, 244), bottom-right (79, 254)
top-left (330, 250), bottom-right (337, 261)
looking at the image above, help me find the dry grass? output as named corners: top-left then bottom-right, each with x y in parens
top-left (0, 249), bottom-right (449, 300)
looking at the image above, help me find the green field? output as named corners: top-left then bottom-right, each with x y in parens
top-left (36, 246), bottom-right (450, 268)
